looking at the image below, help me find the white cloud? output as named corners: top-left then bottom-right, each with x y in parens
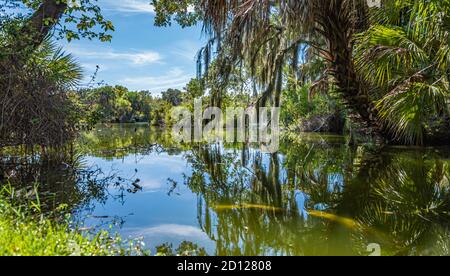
top-left (120, 67), bottom-right (193, 92)
top-left (101, 0), bottom-right (195, 15)
top-left (102, 0), bottom-right (155, 14)
top-left (118, 51), bottom-right (162, 65)
top-left (71, 48), bottom-right (163, 66)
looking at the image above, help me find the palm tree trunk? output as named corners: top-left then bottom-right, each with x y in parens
top-left (316, 0), bottom-right (386, 144)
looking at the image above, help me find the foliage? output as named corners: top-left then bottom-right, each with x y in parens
top-left (0, 186), bottom-right (148, 256)
top-left (153, 0), bottom-right (450, 145)
top-left (0, 0), bottom-right (114, 43)
top-left (0, 38), bottom-right (83, 147)
top-left (185, 78), bottom-right (205, 100)
top-left (0, 0), bottom-right (113, 147)
top-left (155, 241), bottom-right (208, 256)
top-left (74, 74), bottom-right (255, 127)
top-left (162, 88), bottom-right (183, 106)
top-left (152, 0), bottom-right (201, 28)
top-left (281, 84), bottom-right (341, 131)
top-left (355, 0), bottom-right (450, 145)
top-left (77, 86), bottom-right (145, 124)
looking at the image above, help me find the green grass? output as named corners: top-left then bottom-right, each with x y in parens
top-left (0, 194), bottom-right (147, 256)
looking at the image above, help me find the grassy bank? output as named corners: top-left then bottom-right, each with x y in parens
top-left (0, 194), bottom-right (146, 256)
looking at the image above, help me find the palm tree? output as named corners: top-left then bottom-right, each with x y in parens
top-left (196, 0), bottom-right (387, 141)
top-left (354, 0), bottom-right (450, 145)
top-left (32, 39), bottom-right (83, 88)
top-left (0, 39), bottom-right (83, 147)
top-left (175, 0), bottom-right (448, 145)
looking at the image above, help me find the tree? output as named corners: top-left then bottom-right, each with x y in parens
top-left (0, 0), bottom-right (114, 146)
top-left (0, 39), bottom-right (83, 146)
top-left (1, 0), bottom-right (114, 65)
top-left (78, 86), bottom-right (136, 123)
top-left (153, 0), bottom-right (449, 145)
top-left (354, 0), bottom-right (450, 145)
top-left (127, 91), bottom-right (153, 122)
top-left (162, 88), bottom-right (183, 106)
top-left (152, 0), bottom-right (201, 28)
top-left (185, 78), bottom-right (204, 101)
top-left (153, 0), bottom-right (381, 137)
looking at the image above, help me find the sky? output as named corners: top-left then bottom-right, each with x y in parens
top-left (59, 0), bottom-right (205, 95)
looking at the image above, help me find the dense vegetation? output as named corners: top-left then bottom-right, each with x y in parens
top-left (73, 81), bottom-right (203, 126)
top-left (0, 0), bottom-right (448, 256)
top-left (153, 0), bottom-right (450, 145)
top-left (0, 0), bottom-right (114, 147)
top-left (1, 0), bottom-right (448, 142)
top-left (3, 0), bottom-right (447, 146)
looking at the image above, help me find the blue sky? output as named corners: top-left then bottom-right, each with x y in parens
top-left (59, 0), bottom-right (205, 95)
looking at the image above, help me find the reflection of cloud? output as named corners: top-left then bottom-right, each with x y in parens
top-left (129, 224), bottom-right (207, 239)
top-left (139, 179), bottom-right (164, 191)
top-left (123, 154), bottom-right (187, 173)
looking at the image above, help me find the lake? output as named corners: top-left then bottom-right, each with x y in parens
top-left (4, 123), bottom-right (449, 256)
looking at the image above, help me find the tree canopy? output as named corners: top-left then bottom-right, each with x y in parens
top-left (153, 0), bottom-right (450, 145)
top-left (1, 0), bottom-right (114, 64)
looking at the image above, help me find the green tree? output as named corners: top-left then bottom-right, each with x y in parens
top-left (161, 88), bottom-right (183, 106)
top-left (153, 0), bottom-right (449, 145)
top-left (0, 0), bottom-right (114, 146)
top-left (127, 91), bottom-right (153, 122)
top-left (185, 78), bottom-right (204, 101)
top-left (152, 0), bottom-right (201, 28)
top-left (1, 0), bottom-right (113, 65)
top-left (153, 0), bottom-right (384, 139)
top-left (0, 39), bottom-right (83, 146)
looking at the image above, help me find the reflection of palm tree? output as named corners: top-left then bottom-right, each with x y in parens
top-left (184, 137), bottom-right (449, 256)
top-left (251, 153), bottom-right (282, 208)
top-left (356, 152), bottom-right (449, 256)
top-left (186, 144), bottom-right (307, 255)
top-left (293, 142), bottom-right (449, 256)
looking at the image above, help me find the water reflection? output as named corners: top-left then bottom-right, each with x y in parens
top-left (183, 139), bottom-right (449, 256)
top-left (1, 124), bottom-right (448, 256)
top-left (0, 147), bottom-right (110, 214)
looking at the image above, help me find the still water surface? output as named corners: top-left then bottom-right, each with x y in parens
top-left (47, 124), bottom-right (450, 255)
top-left (0, 125), bottom-right (450, 255)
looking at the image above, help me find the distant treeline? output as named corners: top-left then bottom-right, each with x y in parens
top-left (72, 79), bottom-right (346, 133)
top-left (73, 78), bottom-right (206, 126)
top-left (72, 77), bottom-right (259, 128)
